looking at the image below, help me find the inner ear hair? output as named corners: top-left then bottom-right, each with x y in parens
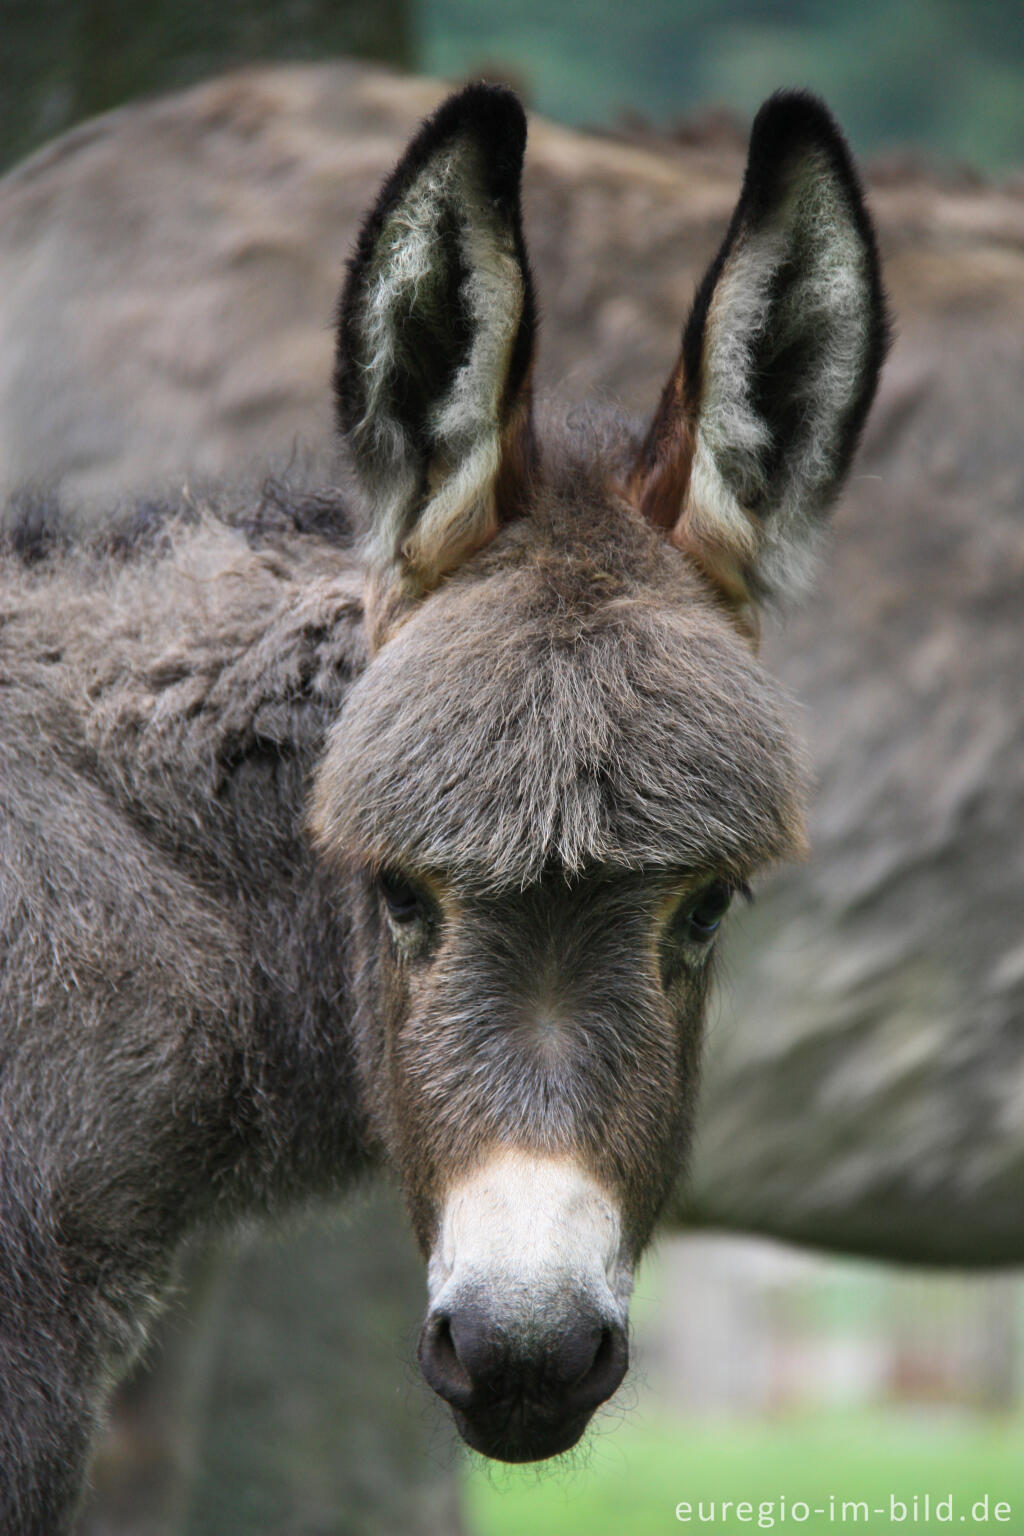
top-left (631, 90), bottom-right (889, 616)
top-left (334, 84), bottom-right (537, 597)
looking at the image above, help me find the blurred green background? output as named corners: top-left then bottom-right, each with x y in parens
top-left (2, 0), bottom-right (1023, 175)
top-left (467, 1239), bottom-right (1024, 1534)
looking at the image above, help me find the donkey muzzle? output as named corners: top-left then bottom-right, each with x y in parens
top-left (419, 1291), bottom-right (628, 1461)
top-left (420, 1149), bottom-right (632, 1461)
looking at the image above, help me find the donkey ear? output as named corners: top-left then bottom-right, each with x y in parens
top-left (335, 84), bottom-right (536, 594)
top-left (630, 91), bottom-right (889, 611)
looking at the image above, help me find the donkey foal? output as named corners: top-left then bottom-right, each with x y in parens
top-left (0, 84), bottom-right (886, 1528)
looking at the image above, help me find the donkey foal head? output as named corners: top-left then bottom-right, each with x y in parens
top-left (313, 83), bottom-right (886, 1461)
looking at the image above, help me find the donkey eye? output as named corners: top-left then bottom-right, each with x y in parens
top-left (377, 870), bottom-right (427, 925)
top-left (660, 879), bottom-right (740, 989)
top-left (665, 879), bottom-right (743, 960)
top-left (684, 880), bottom-right (735, 941)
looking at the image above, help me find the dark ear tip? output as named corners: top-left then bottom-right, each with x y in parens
top-left (748, 88), bottom-right (857, 181)
top-left (434, 79), bottom-right (527, 134)
top-left (754, 88), bottom-right (841, 136)
top-left (418, 80), bottom-right (528, 171)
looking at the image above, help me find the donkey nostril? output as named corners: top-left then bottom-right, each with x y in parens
top-left (420, 1303), bottom-right (626, 1425)
top-left (418, 1313), bottom-right (474, 1410)
top-left (565, 1321), bottom-right (628, 1415)
top-left (432, 1316), bottom-right (461, 1374)
top-left (593, 1326), bottom-right (615, 1374)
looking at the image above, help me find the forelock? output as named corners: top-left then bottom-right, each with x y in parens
top-left (311, 524), bottom-right (807, 888)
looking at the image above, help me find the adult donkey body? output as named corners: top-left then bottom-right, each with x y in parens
top-left (1, 86), bottom-right (885, 1529)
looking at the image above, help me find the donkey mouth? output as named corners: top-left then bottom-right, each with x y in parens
top-left (452, 1401), bottom-right (594, 1464)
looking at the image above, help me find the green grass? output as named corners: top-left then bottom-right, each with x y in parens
top-left (466, 1412), bottom-right (1024, 1535)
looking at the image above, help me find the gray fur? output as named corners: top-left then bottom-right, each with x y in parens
top-left (1, 490), bottom-right (369, 1530)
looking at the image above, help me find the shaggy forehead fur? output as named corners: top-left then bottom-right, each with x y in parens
top-left (313, 437), bottom-right (807, 888)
